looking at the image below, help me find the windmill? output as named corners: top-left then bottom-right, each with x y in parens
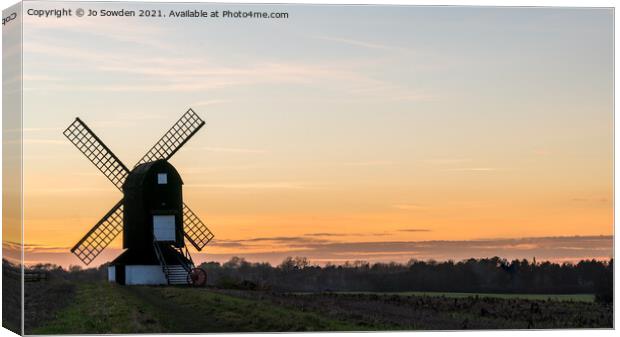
top-left (64, 108), bottom-right (214, 285)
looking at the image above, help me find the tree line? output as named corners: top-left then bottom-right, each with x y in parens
top-left (198, 256), bottom-right (613, 302)
top-left (9, 255), bottom-right (613, 302)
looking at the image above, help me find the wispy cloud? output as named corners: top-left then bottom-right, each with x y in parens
top-left (341, 160), bottom-right (393, 167)
top-left (190, 99), bottom-right (231, 107)
top-left (28, 187), bottom-right (115, 196)
top-left (180, 164), bottom-right (272, 174)
top-left (23, 127), bottom-right (63, 132)
top-left (18, 235), bottom-right (613, 268)
top-left (313, 35), bottom-right (394, 50)
top-left (392, 204), bottom-right (427, 211)
top-left (202, 147), bottom-right (267, 154)
top-left (423, 158), bottom-right (472, 165)
top-left (444, 168), bottom-right (498, 172)
top-left (185, 182), bottom-right (317, 190)
top-left (200, 235), bottom-right (613, 265)
top-left (304, 233), bottom-right (350, 237)
top-left (398, 228), bottom-right (432, 232)
top-left (24, 39), bottom-right (432, 102)
top-left (116, 114), bottom-right (166, 121)
top-left (303, 232), bottom-right (391, 238)
top-left (533, 149), bottom-right (550, 156)
top-left (239, 236), bottom-right (329, 244)
top-left (22, 243), bottom-right (72, 253)
top-left (571, 197), bottom-right (609, 203)
top-left (25, 15), bottom-right (170, 50)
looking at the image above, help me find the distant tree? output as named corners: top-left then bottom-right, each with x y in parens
top-left (202, 261), bottom-right (221, 268)
top-left (223, 256), bottom-right (248, 269)
top-left (595, 259), bottom-right (613, 303)
top-left (279, 256), bottom-right (310, 270)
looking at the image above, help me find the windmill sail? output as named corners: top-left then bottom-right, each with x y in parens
top-left (182, 204), bottom-right (214, 251)
top-left (63, 118), bottom-right (130, 191)
top-left (66, 108), bottom-right (214, 268)
top-left (135, 108), bottom-right (205, 166)
top-left (71, 201), bottom-right (124, 265)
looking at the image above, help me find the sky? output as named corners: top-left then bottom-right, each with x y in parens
top-left (12, 2), bottom-right (614, 267)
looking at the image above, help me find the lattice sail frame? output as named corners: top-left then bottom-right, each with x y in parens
top-left (183, 204), bottom-right (215, 251)
top-left (63, 118), bottom-right (130, 190)
top-left (136, 109), bottom-right (206, 166)
top-left (70, 201), bottom-right (124, 265)
top-left (66, 109), bottom-right (215, 265)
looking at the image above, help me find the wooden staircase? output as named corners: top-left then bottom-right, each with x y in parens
top-left (164, 265), bottom-right (191, 285)
top-left (153, 240), bottom-right (195, 285)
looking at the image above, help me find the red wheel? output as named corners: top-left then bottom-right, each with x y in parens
top-left (187, 268), bottom-right (207, 286)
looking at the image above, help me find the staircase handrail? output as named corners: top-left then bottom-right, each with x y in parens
top-left (172, 245), bottom-right (194, 273)
top-left (153, 238), bottom-right (170, 284)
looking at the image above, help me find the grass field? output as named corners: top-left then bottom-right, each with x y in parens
top-left (30, 282), bottom-right (362, 334)
top-left (310, 291), bottom-right (595, 302)
top-left (26, 281), bottom-right (612, 333)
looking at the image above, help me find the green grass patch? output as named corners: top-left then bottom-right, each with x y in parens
top-left (32, 282), bottom-right (165, 334)
top-left (409, 292), bottom-right (594, 302)
top-left (33, 281), bottom-right (600, 334)
top-left (308, 291), bottom-right (595, 302)
top-left (140, 286), bottom-right (366, 332)
top-left (33, 283), bottom-right (366, 333)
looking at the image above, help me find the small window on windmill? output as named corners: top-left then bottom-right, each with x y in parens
top-left (157, 173), bottom-right (168, 184)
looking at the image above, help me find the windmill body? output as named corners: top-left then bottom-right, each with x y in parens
top-left (64, 109), bottom-right (214, 286)
top-left (123, 160), bottom-right (184, 250)
top-left (110, 160), bottom-right (188, 285)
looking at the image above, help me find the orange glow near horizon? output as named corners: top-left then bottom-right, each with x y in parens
top-left (21, 162), bottom-right (613, 267)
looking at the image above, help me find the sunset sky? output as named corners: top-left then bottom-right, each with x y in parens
top-left (14, 3), bottom-right (613, 267)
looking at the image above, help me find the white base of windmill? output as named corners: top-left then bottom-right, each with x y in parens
top-left (108, 264), bottom-right (189, 285)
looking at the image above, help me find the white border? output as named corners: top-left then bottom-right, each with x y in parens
top-left (0, 1), bottom-right (616, 337)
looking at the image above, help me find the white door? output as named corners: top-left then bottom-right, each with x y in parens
top-left (153, 215), bottom-right (176, 241)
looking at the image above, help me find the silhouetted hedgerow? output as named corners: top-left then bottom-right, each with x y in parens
top-left (199, 256), bottom-right (613, 296)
